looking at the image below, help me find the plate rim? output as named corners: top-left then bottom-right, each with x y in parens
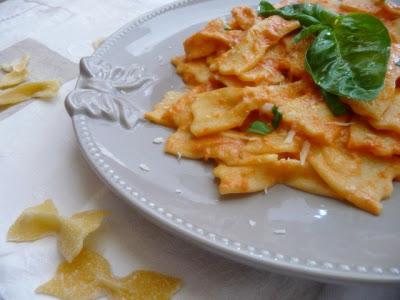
top-left (67, 0), bottom-right (400, 284)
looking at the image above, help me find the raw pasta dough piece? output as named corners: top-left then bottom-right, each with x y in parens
top-left (0, 54), bottom-right (30, 89)
top-left (37, 248), bottom-right (182, 300)
top-left (7, 199), bottom-right (59, 241)
top-left (0, 80), bottom-right (60, 106)
top-left (7, 199), bottom-right (108, 262)
top-left (57, 210), bottom-right (108, 262)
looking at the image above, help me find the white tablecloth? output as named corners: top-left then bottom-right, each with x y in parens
top-left (0, 1), bottom-right (399, 299)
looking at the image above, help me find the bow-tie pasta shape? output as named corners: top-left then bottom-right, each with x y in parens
top-left (36, 248), bottom-right (182, 300)
top-left (7, 199), bottom-right (109, 262)
top-left (0, 54), bottom-right (60, 106)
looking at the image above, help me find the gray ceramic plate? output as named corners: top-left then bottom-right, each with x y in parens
top-left (65, 0), bottom-right (400, 284)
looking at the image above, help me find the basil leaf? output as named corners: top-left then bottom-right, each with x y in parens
top-left (258, 1), bottom-right (391, 102)
top-left (247, 120), bottom-right (273, 135)
top-left (321, 89), bottom-right (349, 116)
top-left (258, 1), bottom-right (337, 27)
top-left (306, 14), bottom-right (391, 101)
top-left (271, 105), bottom-right (282, 128)
top-left (258, 0), bottom-right (275, 13)
top-left (293, 24), bottom-right (327, 43)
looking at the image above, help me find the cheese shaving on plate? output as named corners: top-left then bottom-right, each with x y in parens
top-left (261, 102), bottom-right (274, 113)
top-left (273, 229), bottom-right (286, 235)
top-left (139, 163), bottom-right (150, 171)
top-left (284, 129), bottom-right (296, 144)
top-left (152, 136), bottom-right (165, 144)
top-left (299, 141), bottom-right (311, 166)
top-left (92, 37), bottom-right (106, 50)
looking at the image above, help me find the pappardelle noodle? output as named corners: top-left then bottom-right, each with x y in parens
top-left (146, 0), bottom-right (400, 216)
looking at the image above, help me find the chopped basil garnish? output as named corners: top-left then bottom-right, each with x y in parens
top-left (247, 120), bottom-right (273, 135)
top-left (271, 105), bottom-right (282, 128)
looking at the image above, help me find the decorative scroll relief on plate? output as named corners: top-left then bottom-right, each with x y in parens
top-left (65, 57), bottom-right (154, 128)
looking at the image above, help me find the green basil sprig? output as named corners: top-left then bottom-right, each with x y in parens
top-left (247, 105), bottom-right (283, 135)
top-left (258, 1), bottom-right (391, 103)
top-left (247, 120), bottom-right (273, 135)
top-left (271, 105), bottom-right (282, 128)
top-left (258, 2), bottom-right (337, 26)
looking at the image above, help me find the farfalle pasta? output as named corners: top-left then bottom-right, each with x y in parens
top-left (146, 1), bottom-right (400, 215)
top-left (36, 248), bottom-right (181, 300)
top-left (7, 199), bottom-right (108, 262)
top-left (7, 200), bottom-right (183, 299)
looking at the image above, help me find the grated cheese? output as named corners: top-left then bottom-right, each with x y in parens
top-left (92, 38), bottom-right (106, 50)
top-left (139, 163), bottom-right (150, 172)
top-left (284, 129), bottom-right (296, 144)
top-left (264, 187), bottom-right (268, 195)
top-left (261, 103), bottom-right (274, 114)
top-left (152, 137), bottom-right (165, 144)
top-left (0, 54), bottom-right (30, 73)
top-left (177, 152), bottom-right (182, 161)
top-left (273, 229), bottom-right (286, 235)
top-left (248, 219), bottom-right (256, 226)
top-left (299, 141), bottom-right (311, 166)
top-left (175, 189), bottom-right (182, 194)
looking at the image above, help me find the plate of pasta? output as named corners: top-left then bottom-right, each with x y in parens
top-left (66, 0), bottom-right (400, 283)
